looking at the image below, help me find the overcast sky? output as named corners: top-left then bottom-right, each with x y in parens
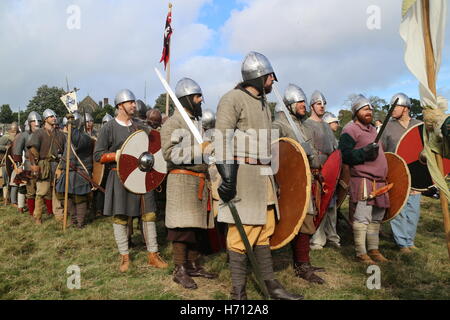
top-left (1, 0), bottom-right (449, 116)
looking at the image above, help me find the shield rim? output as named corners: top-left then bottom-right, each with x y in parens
top-left (382, 152), bottom-right (411, 223)
top-left (92, 161), bottom-right (105, 190)
top-left (270, 137), bottom-right (312, 250)
top-left (336, 164), bottom-right (350, 209)
top-left (5, 146), bottom-right (13, 179)
top-left (395, 122), bottom-right (431, 191)
top-left (314, 149), bottom-right (342, 227)
top-left (116, 130), bottom-right (166, 194)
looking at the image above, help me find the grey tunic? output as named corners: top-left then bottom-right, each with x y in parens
top-left (215, 88), bottom-right (279, 226)
top-left (272, 111), bottom-right (317, 233)
top-left (161, 110), bottom-right (213, 229)
top-left (55, 128), bottom-right (93, 195)
top-left (93, 119), bottom-right (157, 217)
top-left (303, 118), bottom-right (337, 168)
top-left (13, 131), bottom-right (32, 170)
top-left (272, 112), bottom-right (312, 146)
top-left (380, 118), bottom-right (422, 153)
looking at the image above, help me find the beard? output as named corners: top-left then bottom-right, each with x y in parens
top-left (264, 83), bottom-right (273, 94)
top-left (180, 96), bottom-right (202, 119)
top-left (192, 102), bottom-right (203, 119)
top-left (357, 113), bottom-right (373, 125)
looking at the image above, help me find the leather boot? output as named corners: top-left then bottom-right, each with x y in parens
top-left (356, 254), bottom-right (377, 265)
top-left (68, 199), bottom-right (77, 227)
top-left (186, 260), bottom-right (217, 279)
top-left (119, 254), bottom-right (130, 272)
top-left (368, 249), bottom-right (389, 263)
top-left (306, 262), bottom-right (326, 273)
top-left (75, 202), bottom-right (87, 229)
top-left (228, 250), bottom-right (248, 300)
top-left (173, 265), bottom-right (197, 289)
top-left (148, 252), bottom-right (169, 269)
top-left (265, 279), bottom-right (304, 300)
top-left (294, 262), bottom-right (325, 284)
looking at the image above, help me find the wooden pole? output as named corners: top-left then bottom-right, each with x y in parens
top-left (165, 59), bottom-right (171, 117)
top-left (63, 115), bottom-right (73, 231)
top-left (165, 3), bottom-right (172, 117)
top-left (421, 0), bottom-right (450, 258)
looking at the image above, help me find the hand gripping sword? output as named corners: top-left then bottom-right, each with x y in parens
top-left (154, 68), bottom-right (203, 144)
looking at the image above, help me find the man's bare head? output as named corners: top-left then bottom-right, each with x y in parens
top-left (146, 108), bottom-right (162, 129)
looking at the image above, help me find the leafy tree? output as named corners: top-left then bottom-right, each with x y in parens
top-left (153, 93), bottom-right (175, 116)
top-left (26, 85), bottom-right (67, 118)
top-left (338, 109), bottom-right (353, 130)
top-left (92, 104), bottom-right (115, 123)
top-left (12, 111), bottom-right (27, 125)
top-left (0, 104), bottom-right (14, 123)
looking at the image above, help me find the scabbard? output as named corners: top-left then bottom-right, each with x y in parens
top-left (227, 201), bottom-right (269, 300)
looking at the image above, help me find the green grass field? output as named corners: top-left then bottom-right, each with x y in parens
top-left (0, 195), bottom-right (449, 300)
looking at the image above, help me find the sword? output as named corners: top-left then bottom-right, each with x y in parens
top-left (227, 201), bottom-right (270, 300)
top-left (272, 84), bottom-right (306, 144)
top-left (154, 68), bottom-right (203, 144)
top-left (374, 97), bottom-right (399, 144)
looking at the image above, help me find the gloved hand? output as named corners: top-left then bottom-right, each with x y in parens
top-left (362, 143), bottom-right (379, 162)
top-left (216, 162), bottom-right (239, 203)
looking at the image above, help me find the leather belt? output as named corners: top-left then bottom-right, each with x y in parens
top-left (233, 157), bottom-right (270, 165)
top-left (170, 169), bottom-right (206, 200)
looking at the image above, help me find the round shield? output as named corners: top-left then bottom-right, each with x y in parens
top-left (336, 164), bottom-right (350, 209)
top-left (383, 152), bottom-right (411, 222)
top-left (314, 150), bottom-right (342, 227)
top-left (117, 130), bottom-right (167, 194)
top-left (395, 123), bottom-right (448, 191)
top-left (91, 140), bottom-right (105, 189)
top-left (270, 137), bottom-right (311, 250)
top-left (92, 161), bottom-right (105, 189)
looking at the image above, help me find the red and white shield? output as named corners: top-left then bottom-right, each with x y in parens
top-left (314, 150), bottom-right (342, 227)
top-left (117, 130), bottom-right (167, 194)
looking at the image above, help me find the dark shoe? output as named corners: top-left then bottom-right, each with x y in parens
top-left (305, 262), bottom-right (326, 273)
top-left (231, 285), bottom-right (247, 300)
top-left (173, 265), bottom-right (198, 290)
top-left (294, 262), bottom-right (326, 284)
top-left (265, 279), bottom-right (304, 300)
top-left (186, 261), bottom-right (217, 279)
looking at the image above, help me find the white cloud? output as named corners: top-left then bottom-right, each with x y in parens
top-left (1, 0), bottom-right (449, 117)
top-left (0, 0), bottom-right (213, 110)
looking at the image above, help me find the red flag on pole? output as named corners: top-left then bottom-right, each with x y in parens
top-left (160, 7), bottom-right (173, 70)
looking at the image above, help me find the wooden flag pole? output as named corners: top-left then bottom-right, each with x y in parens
top-left (421, 0), bottom-right (450, 258)
top-left (63, 114), bottom-right (73, 232)
top-left (165, 3), bottom-right (173, 117)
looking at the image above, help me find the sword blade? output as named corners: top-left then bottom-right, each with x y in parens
top-left (154, 68), bottom-right (203, 144)
top-left (273, 84), bottom-right (306, 144)
top-left (227, 201), bottom-right (270, 300)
